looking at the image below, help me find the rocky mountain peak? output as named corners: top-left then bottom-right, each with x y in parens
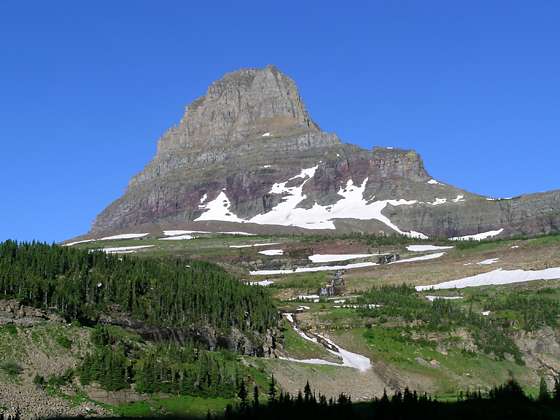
top-left (156, 65), bottom-right (320, 156)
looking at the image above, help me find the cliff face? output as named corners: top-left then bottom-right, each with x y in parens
top-left (91, 66), bottom-right (560, 239)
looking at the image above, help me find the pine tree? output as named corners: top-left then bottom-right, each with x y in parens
top-left (238, 379), bottom-right (248, 409)
top-left (538, 376), bottom-right (550, 401)
top-left (268, 374), bottom-right (277, 403)
top-left (253, 385), bottom-right (260, 408)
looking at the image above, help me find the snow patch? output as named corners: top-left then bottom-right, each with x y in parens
top-left (195, 191), bottom-right (245, 223)
top-left (390, 252), bottom-right (446, 264)
top-left (248, 280), bottom-right (274, 287)
top-left (449, 228), bottom-right (504, 241)
top-left (478, 258), bottom-right (499, 265)
top-left (159, 234), bottom-right (194, 241)
top-left (99, 245), bottom-right (154, 254)
top-left (452, 195), bottom-right (465, 203)
top-left (262, 132), bottom-right (271, 137)
top-left (258, 249), bottom-right (284, 256)
top-left (64, 239), bottom-right (95, 246)
top-left (99, 233), bottom-right (149, 240)
top-left (308, 254), bottom-right (377, 263)
top-left (250, 261), bottom-right (378, 276)
top-left (429, 198), bottom-right (447, 206)
top-left (427, 179), bottom-right (443, 185)
top-left (416, 267), bottom-right (560, 290)
top-left (406, 245), bottom-right (454, 252)
top-left (425, 295), bottom-right (463, 302)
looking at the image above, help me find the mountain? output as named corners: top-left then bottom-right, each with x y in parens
top-left (90, 65), bottom-right (560, 240)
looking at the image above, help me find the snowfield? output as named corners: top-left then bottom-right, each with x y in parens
top-left (99, 233), bottom-right (149, 240)
top-left (390, 252), bottom-right (446, 264)
top-left (406, 245), bottom-right (454, 252)
top-left (250, 261), bottom-right (379, 276)
top-left (98, 245), bottom-right (154, 254)
top-left (478, 258), bottom-right (499, 265)
top-left (258, 249), bottom-right (284, 256)
top-left (194, 191), bottom-right (245, 223)
top-left (416, 267), bottom-right (560, 290)
top-left (425, 295), bottom-right (463, 302)
top-left (308, 254), bottom-right (377, 263)
top-left (194, 165), bottom-right (428, 238)
top-left (449, 228), bottom-right (504, 241)
top-left (159, 234), bottom-right (194, 241)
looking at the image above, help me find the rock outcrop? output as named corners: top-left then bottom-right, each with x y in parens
top-left (90, 65), bottom-right (560, 239)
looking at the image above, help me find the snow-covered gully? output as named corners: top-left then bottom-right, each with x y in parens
top-left (280, 313), bottom-right (371, 372)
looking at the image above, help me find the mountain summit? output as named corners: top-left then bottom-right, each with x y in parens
top-left (90, 66), bottom-right (560, 239)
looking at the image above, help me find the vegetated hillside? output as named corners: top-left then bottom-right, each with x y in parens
top-left (0, 241), bottom-right (277, 336)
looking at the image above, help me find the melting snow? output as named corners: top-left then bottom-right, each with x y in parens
top-left (199, 193), bottom-right (208, 205)
top-left (250, 261), bottom-right (378, 276)
top-left (308, 254), bottom-right (377, 263)
top-left (99, 233), bottom-right (149, 240)
top-left (282, 313), bottom-right (371, 371)
top-left (99, 245), bottom-right (154, 254)
top-left (390, 252), bottom-right (446, 264)
top-left (406, 245), bottom-right (454, 252)
top-left (449, 228), bottom-right (504, 241)
top-left (427, 179), bottom-right (443, 185)
top-left (248, 280), bottom-right (274, 286)
top-left (478, 258), bottom-right (499, 265)
top-left (159, 234), bottom-right (194, 241)
top-left (452, 195), bottom-right (465, 203)
top-left (416, 267), bottom-right (560, 290)
top-left (64, 239), bottom-right (96, 246)
top-left (425, 295), bottom-right (463, 302)
top-left (259, 249), bottom-right (284, 256)
top-left (195, 191), bottom-right (245, 223)
top-left (262, 132), bottom-right (271, 137)
top-left (429, 198), bottom-right (447, 206)
top-left (195, 165), bottom-right (427, 238)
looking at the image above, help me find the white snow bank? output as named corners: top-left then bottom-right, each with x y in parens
top-left (194, 191), bottom-right (245, 223)
top-left (425, 295), bottom-right (463, 302)
top-left (308, 253), bottom-right (377, 263)
top-left (429, 198), bottom-right (447, 206)
top-left (229, 242), bottom-right (280, 249)
top-left (250, 261), bottom-right (378, 276)
top-left (259, 249), bottom-right (284, 256)
top-left (478, 258), bottom-right (499, 265)
top-left (99, 245), bottom-right (154, 254)
top-left (416, 267), bottom-right (560, 291)
top-left (99, 233), bottom-right (149, 240)
top-left (390, 252), bottom-right (446, 264)
top-left (248, 280), bottom-right (274, 286)
top-left (449, 228), bottom-right (504, 241)
top-left (159, 234), bottom-right (194, 241)
top-left (64, 239), bottom-right (96, 246)
top-left (406, 245), bottom-right (454, 252)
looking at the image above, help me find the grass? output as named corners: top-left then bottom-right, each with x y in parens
top-left (281, 320), bottom-right (339, 362)
top-left (110, 395), bottom-right (234, 417)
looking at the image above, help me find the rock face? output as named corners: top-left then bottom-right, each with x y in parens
top-left (91, 65), bottom-right (560, 239)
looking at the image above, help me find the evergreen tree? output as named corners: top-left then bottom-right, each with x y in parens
top-left (539, 376), bottom-right (550, 401)
top-left (268, 374), bottom-right (277, 403)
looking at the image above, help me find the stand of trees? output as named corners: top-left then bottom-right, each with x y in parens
top-left (0, 241), bottom-right (277, 332)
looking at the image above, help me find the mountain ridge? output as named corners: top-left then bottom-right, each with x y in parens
top-left (88, 66), bottom-right (560, 240)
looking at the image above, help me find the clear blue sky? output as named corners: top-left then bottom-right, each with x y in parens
top-left (1, 1), bottom-right (559, 242)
